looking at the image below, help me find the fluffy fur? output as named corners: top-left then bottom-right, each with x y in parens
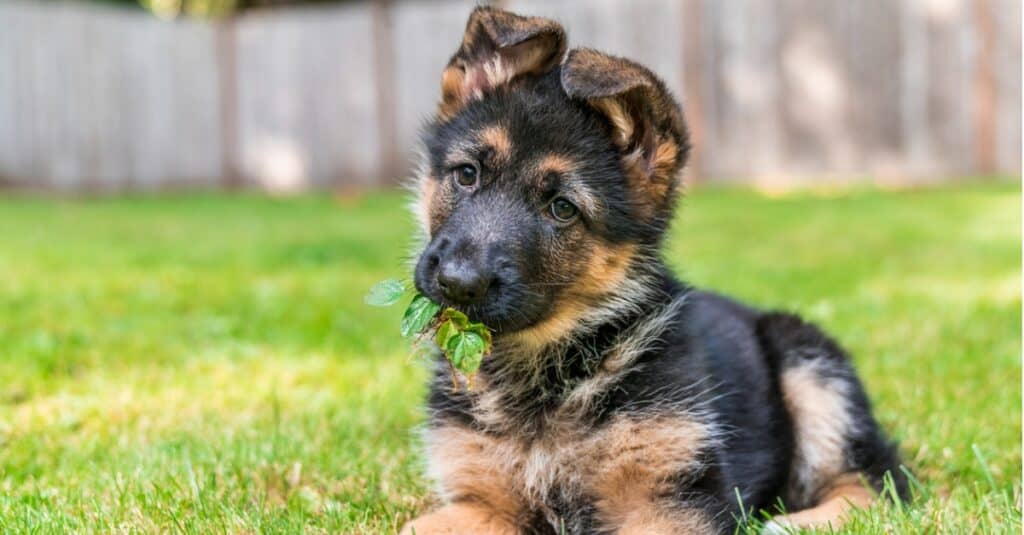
top-left (402, 7), bottom-right (908, 535)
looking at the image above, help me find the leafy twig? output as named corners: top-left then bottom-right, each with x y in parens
top-left (365, 278), bottom-right (493, 385)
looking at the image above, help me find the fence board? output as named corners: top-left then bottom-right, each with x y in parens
top-left (996, 0), bottom-right (1023, 172)
top-left (0, 0), bottom-right (1018, 192)
top-left (391, 0), bottom-right (479, 177)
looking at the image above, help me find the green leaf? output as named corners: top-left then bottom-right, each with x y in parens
top-left (364, 278), bottom-right (408, 307)
top-left (435, 319), bottom-right (459, 349)
top-left (464, 322), bottom-right (493, 351)
top-left (440, 308), bottom-right (470, 329)
top-left (445, 331), bottom-right (487, 375)
top-left (459, 349), bottom-right (484, 376)
top-left (400, 294), bottom-right (441, 337)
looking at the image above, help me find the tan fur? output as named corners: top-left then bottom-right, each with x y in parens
top-left (620, 147), bottom-right (657, 220)
top-left (471, 282), bottom-right (680, 435)
top-left (480, 125), bottom-right (513, 164)
top-left (616, 135), bottom-right (680, 219)
top-left (573, 243), bottom-right (637, 299)
top-left (416, 173), bottom-right (438, 233)
top-left (418, 173), bottom-right (458, 238)
top-left (469, 378), bottom-right (520, 431)
top-left (438, 8), bottom-right (566, 121)
top-left (561, 48), bottom-right (688, 216)
top-left (399, 502), bottom-right (519, 535)
top-left (780, 362), bottom-right (852, 506)
top-left (586, 416), bottom-right (710, 531)
top-left (439, 67), bottom-right (469, 121)
top-left (617, 507), bottom-right (717, 535)
top-left (590, 97), bottom-right (635, 147)
top-left (423, 425), bottom-right (525, 516)
top-left (651, 137), bottom-right (680, 182)
top-left (480, 39), bottom-right (552, 90)
top-left (510, 243), bottom-right (637, 349)
top-left (764, 473), bottom-right (875, 533)
top-left (416, 414), bottom-right (713, 534)
top-left (506, 300), bottom-right (585, 352)
top-left (534, 153), bottom-right (606, 219)
top-left (535, 153), bottom-right (576, 175)
top-left (554, 292), bottom-right (689, 422)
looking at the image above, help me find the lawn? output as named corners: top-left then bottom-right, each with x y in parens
top-left (0, 183), bottom-right (1019, 533)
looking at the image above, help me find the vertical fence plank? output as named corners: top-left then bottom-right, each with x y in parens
top-left (391, 0), bottom-right (479, 179)
top-left (900, 0), bottom-right (933, 176)
top-left (0, 2), bottom-right (14, 185)
top-left (371, 0), bottom-right (401, 186)
top-left (217, 19), bottom-right (241, 188)
top-left (0, 0), bottom-right (1018, 192)
top-left (680, 0), bottom-right (704, 181)
top-left (972, 0), bottom-right (998, 173)
top-left (236, 3), bottom-right (379, 192)
top-left (995, 0), bottom-right (1022, 172)
top-left (925, 0), bottom-right (975, 177)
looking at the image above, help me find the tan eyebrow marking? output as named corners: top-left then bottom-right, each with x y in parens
top-left (536, 153), bottom-right (600, 214)
top-left (537, 154), bottom-right (576, 175)
top-left (479, 125), bottom-right (512, 163)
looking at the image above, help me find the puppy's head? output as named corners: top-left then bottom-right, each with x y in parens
top-left (413, 7), bottom-right (689, 344)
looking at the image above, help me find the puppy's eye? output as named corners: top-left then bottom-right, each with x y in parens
top-left (452, 164), bottom-right (479, 188)
top-left (550, 197), bottom-right (579, 222)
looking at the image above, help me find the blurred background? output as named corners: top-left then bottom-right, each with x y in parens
top-left (0, 2), bottom-right (1020, 532)
top-left (0, 0), bottom-right (1019, 193)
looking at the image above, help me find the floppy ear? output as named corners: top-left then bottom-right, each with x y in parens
top-left (561, 48), bottom-right (690, 215)
top-left (439, 7), bottom-right (567, 119)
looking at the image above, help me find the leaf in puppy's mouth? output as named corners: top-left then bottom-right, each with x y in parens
top-left (364, 278), bottom-right (409, 307)
top-left (401, 294), bottom-right (441, 337)
top-left (365, 279), bottom-right (493, 385)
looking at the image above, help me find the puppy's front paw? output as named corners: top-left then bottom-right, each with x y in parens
top-left (400, 503), bottom-right (518, 535)
top-left (759, 517), bottom-right (796, 535)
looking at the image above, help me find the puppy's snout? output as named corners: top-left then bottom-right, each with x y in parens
top-left (437, 258), bottom-right (491, 305)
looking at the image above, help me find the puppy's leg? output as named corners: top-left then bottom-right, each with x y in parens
top-left (756, 313), bottom-right (909, 533)
top-left (410, 423), bottom-right (525, 535)
top-left (614, 503), bottom-right (720, 535)
top-left (760, 473), bottom-right (874, 533)
top-left (587, 415), bottom-right (729, 534)
top-left (400, 502), bottom-right (519, 535)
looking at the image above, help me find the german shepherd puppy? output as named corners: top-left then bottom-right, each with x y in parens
top-left (403, 7), bottom-right (907, 534)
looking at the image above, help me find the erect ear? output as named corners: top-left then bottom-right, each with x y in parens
top-left (561, 48), bottom-right (690, 215)
top-left (439, 7), bottom-right (567, 120)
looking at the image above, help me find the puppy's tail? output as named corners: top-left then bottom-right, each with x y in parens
top-left (755, 312), bottom-right (909, 517)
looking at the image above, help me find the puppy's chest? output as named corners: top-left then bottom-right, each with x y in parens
top-left (425, 412), bottom-right (711, 530)
top-left (425, 420), bottom-right (595, 508)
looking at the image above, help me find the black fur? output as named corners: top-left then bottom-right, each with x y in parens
top-left (410, 9), bottom-right (907, 534)
top-left (756, 312), bottom-right (910, 502)
top-left (424, 287), bottom-right (907, 533)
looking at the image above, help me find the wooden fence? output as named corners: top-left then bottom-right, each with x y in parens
top-left (0, 0), bottom-right (1019, 192)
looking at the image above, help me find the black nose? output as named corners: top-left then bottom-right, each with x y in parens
top-left (437, 260), bottom-right (491, 304)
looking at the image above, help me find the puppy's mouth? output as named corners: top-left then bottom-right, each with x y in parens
top-left (415, 278), bottom-right (546, 334)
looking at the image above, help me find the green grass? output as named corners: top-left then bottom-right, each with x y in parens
top-left (0, 183), bottom-right (1019, 533)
